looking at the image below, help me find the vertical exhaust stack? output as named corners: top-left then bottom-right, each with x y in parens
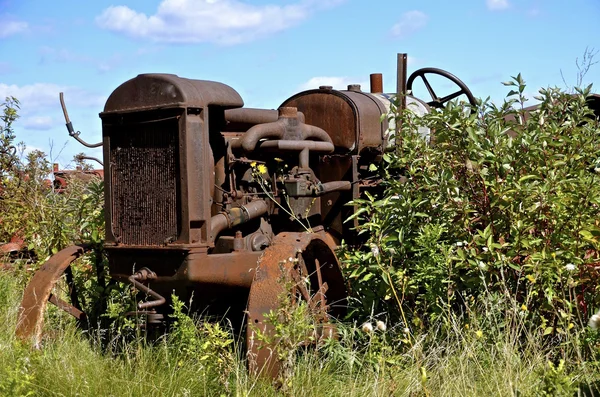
top-left (370, 73), bottom-right (383, 94)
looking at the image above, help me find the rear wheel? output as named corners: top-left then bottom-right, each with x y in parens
top-left (16, 244), bottom-right (107, 346)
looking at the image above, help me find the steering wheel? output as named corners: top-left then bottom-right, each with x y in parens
top-left (406, 67), bottom-right (476, 109)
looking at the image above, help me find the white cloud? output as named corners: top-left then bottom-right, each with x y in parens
top-left (0, 83), bottom-right (104, 110)
top-left (486, 0), bottom-right (510, 11)
top-left (0, 19), bottom-right (28, 38)
top-left (96, 0), bottom-right (342, 45)
top-left (390, 10), bottom-right (428, 39)
top-left (299, 76), bottom-right (368, 92)
top-left (22, 116), bottom-right (55, 131)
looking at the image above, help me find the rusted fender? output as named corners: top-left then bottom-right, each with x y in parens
top-left (246, 231), bottom-right (347, 378)
top-left (16, 244), bottom-right (91, 347)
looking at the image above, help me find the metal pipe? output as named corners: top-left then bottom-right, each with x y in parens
top-left (316, 181), bottom-right (352, 194)
top-left (225, 108), bottom-right (278, 124)
top-left (301, 125), bottom-right (333, 143)
top-left (60, 93), bottom-right (103, 148)
top-left (257, 140), bottom-right (334, 153)
top-left (76, 155), bottom-right (103, 166)
top-left (210, 200), bottom-right (269, 241)
top-left (128, 269), bottom-right (166, 310)
top-left (225, 108), bottom-right (306, 125)
top-left (370, 73), bottom-right (383, 93)
top-left (241, 120), bottom-right (285, 152)
top-left (299, 147), bottom-right (309, 169)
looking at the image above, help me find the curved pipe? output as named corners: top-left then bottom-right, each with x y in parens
top-left (77, 155), bottom-right (103, 166)
top-left (128, 273), bottom-right (166, 310)
top-left (60, 93), bottom-right (103, 148)
top-left (210, 200), bottom-right (269, 241)
top-left (241, 120), bottom-right (285, 152)
top-left (301, 124), bottom-right (333, 143)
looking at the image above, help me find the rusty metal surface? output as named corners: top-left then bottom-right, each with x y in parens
top-left (370, 73), bottom-right (383, 94)
top-left (281, 87), bottom-right (388, 153)
top-left (239, 107), bottom-right (332, 152)
top-left (109, 117), bottom-right (180, 246)
top-left (101, 74), bottom-right (244, 115)
top-left (246, 231), bottom-right (347, 378)
top-left (185, 250), bottom-right (261, 288)
top-left (53, 167), bottom-right (104, 193)
top-left (16, 244), bottom-right (90, 346)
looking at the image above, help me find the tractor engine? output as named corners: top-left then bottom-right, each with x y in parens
top-left (97, 73), bottom-right (432, 334)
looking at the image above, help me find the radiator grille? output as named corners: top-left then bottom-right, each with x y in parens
top-left (109, 118), bottom-right (180, 246)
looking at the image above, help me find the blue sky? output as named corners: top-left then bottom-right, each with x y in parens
top-left (1, 0), bottom-right (599, 167)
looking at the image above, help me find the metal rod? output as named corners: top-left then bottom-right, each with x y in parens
top-left (396, 53), bottom-right (408, 136)
top-left (396, 53), bottom-right (408, 99)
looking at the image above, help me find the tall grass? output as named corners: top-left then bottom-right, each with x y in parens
top-left (2, 269), bottom-right (598, 396)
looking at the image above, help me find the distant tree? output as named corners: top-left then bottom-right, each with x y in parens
top-left (0, 96), bottom-right (19, 176)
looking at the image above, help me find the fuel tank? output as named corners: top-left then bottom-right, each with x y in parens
top-left (281, 85), bottom-right (430, 154)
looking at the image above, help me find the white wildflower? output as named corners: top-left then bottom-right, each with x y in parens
top-left (361, 322), bottom-right (373, 333)
top-left (376, 320), bottom-right (387, 332)
top-left (565, 263), bottom-right (576, 272)
top-left (288, 257), bottom-right (294, 262)
top-left (478, 261), bottom-right (487, 271)
top-left (456, 241), bottom-right (463, 247)
top-left (482, 247), bottom-right (489, 252)
top-left (589, 311), bottom-right (600, 330)
top-left (370, 244), bottom-right (380, 257)
top-left (403, 327), bottom-right (410, 334)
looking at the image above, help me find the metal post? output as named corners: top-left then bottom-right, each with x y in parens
top-left (396, 53), bottom-right (408, 137)
top-left (396, 53), bottom-right (408, 110)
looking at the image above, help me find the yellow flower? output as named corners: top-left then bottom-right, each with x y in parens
top-left (257, 164), bottom-right (268, 174)
top-left (250, 161), bottom-right (257, 168)
top-left (465, 324), bottom-right (470, 329)
top-left (526, 274), bottom-right (536, 283)
top-left (521, 304), bottom-right (528, 311)
top-left (475, 330), bottom-right (483, 339)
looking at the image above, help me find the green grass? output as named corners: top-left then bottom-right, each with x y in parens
top-left (1, 269), bottom-right (599, 397)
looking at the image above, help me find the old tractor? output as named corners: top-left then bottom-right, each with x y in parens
top-left (15, 54), bottom-right (477, 376)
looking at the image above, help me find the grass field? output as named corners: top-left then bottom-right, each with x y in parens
top-left (1, 269), bottom-right (598, 397)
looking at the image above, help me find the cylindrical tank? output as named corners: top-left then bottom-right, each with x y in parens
top-left (281, 85), bottom-right (430, 153)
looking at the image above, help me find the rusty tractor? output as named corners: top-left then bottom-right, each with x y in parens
top-left (16, 54), bottom-right (479, 377)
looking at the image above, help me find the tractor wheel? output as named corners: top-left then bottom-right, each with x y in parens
top-left (15, 244), bottom-right (105, 347)
top-left (246, 231), bottom-right (347, 378)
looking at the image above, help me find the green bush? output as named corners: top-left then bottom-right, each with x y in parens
top-left (344, 77), bottom-right (600, 345)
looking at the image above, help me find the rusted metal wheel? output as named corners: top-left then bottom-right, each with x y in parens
top-left (246, 231), bottom-right (347, 378)
top-left (15, 244), bottom-right (95, 347)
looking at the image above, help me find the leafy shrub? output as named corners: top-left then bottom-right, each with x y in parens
top-left (344, 77), bottom-right (600, 344)
top-left (0, 96), bottom-right (105, 265)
